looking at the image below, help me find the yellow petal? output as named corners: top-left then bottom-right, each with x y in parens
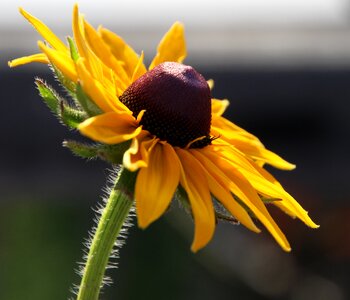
top-left (78, 112), bottom-right (142, 144)
top-left (232, 140), bottom-right (296, 170)
top-left (123, 134), bottom-right (157, 171)
top-left (176, 148), bottom-right (215, 252)
top-left (211, 99), bottom-right (229, 116)
top-left (190, 149), bottom-right (260, 233)
top-left (72, 4), bottom-right (104, 81)
top-left (211, 116), bottom-right (262, 144)
top-left (136, 142), bottom-right (180, 228)
top-left (19, 7), bottom-right (67, 53)
top-left (149, 22), bottom-right (186, 70)
top-left (131, 51), bottom-right (147, 82)
top-left (38, 41), bottom-right (77, 82)
top-left (207, 79), bottom-right (214, 90)
top-left (83, 19), bottom-right (132, 89)
top-left (201, 147), bottom-right (292, 251)
top-left (215, 145), bottom-right (318, 229)
top-left (8, 53), bottom-right (49, 67)
top-left (99, 27), bottom-right (146, 79)
top-left (76, 59), bottom-right (130, 113)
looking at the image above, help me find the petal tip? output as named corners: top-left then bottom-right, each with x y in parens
top-left (137, 217), bottom-right (152, 230)
top-left (18, 6), bottom-right (27, 16)
top-left (284, 246), bottom-right (292, 252)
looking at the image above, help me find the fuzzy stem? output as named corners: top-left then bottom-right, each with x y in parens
top-left (77, 167), bottom-right (136, 300)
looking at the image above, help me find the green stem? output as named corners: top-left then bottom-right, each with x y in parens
top-left (77, 167), bottom-right (136, 300)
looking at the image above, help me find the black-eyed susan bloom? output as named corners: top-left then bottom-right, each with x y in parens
top-left (9, 4), bottom-right (318, 256)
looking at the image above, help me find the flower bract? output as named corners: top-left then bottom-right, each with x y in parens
top-left (9, 4), bottom-right (318, 252)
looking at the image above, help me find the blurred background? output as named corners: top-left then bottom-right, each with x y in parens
top-left (0, 0), bottom-right (349, 299)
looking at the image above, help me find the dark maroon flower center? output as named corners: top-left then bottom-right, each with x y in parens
top-left (119, 62), bottom-right (212, 148)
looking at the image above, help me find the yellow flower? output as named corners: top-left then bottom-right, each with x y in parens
top-left (9, 4), bottom-right (318, 252)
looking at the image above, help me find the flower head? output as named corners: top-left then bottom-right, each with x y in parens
top-left (9, 4), bottom-right (318, 252)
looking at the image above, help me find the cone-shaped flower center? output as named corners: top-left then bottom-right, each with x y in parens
top-left (120, 62), bottom-right (212, 148)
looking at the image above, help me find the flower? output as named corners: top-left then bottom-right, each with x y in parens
top-left (9, 4), bottom-right (318, 252)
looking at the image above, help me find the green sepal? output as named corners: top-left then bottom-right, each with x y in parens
top-left (176, 186), bottom-right (277, 224)
top-left (213, 199), bottom-right (239, 225)
top-left (175, 186), bottom-right (192, 215)
top-left (67, 36), bottom-right (79, 62)
top-left (260, 196), bottom-right (281, 204)
top-left (232, 194), bottom-right (280, 220)
top-left (63, 140), bottom-right (131, 164)
top-left (60, 102), bottom-right (87, 128)
top-left (51, 64), bottom-right (76, 95)
top-left (36, 78), bottom-right (60, 114)
top-left (215, 212), bottom-right (239, 225)
top-left (35, 79), bottom-right (86, 129)
top-left (176, 186), bottom-right (239, 225)
top-left (76, 83), bottom-right (103, 116)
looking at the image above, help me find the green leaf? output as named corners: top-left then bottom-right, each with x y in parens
top-left (213, 198), bottom-right (239, 225)
top-left (67, 36), bottom-right (79, 62)
top-left (76, 83), bottom-right (103, 116)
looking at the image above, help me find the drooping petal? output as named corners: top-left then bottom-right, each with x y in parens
top-left (78, 112), bottom-right (142, 144)
top-left (176, 148), bottom-right (215, 252)
top-left (190, 149), bottom-right (260, 233)
top-left (8, 53), bottom-right (48, 67)
top-left (149, 22), bottom-right (186, 70)
top-left (232, 139), bottom-right (296, 170)
top-left (250, 158), bottom-right (319, 225)
top-left (99, 27), bottom-right (147, 79)
top-left (201, 146), bottom-right (292, 251)
top-left (211, 116), bottom-right (262, 143)
top-left (211, 99), bottom-right (229, 116)
top-left (38, 41), bottom-right (77, 82)
top-left (19, 7), bottom-right (67, 52)
top-left (136, 142), bottom-right (180, 228)
top-left (213, 144), bottom-right (318, 229)
top-left (248, 162), bottom-right (297, 218)
top-left (123, 134), bottom-right (157, 171)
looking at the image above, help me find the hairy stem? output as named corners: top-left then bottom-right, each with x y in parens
top-left (77, 167), bottom-right (136, 300)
